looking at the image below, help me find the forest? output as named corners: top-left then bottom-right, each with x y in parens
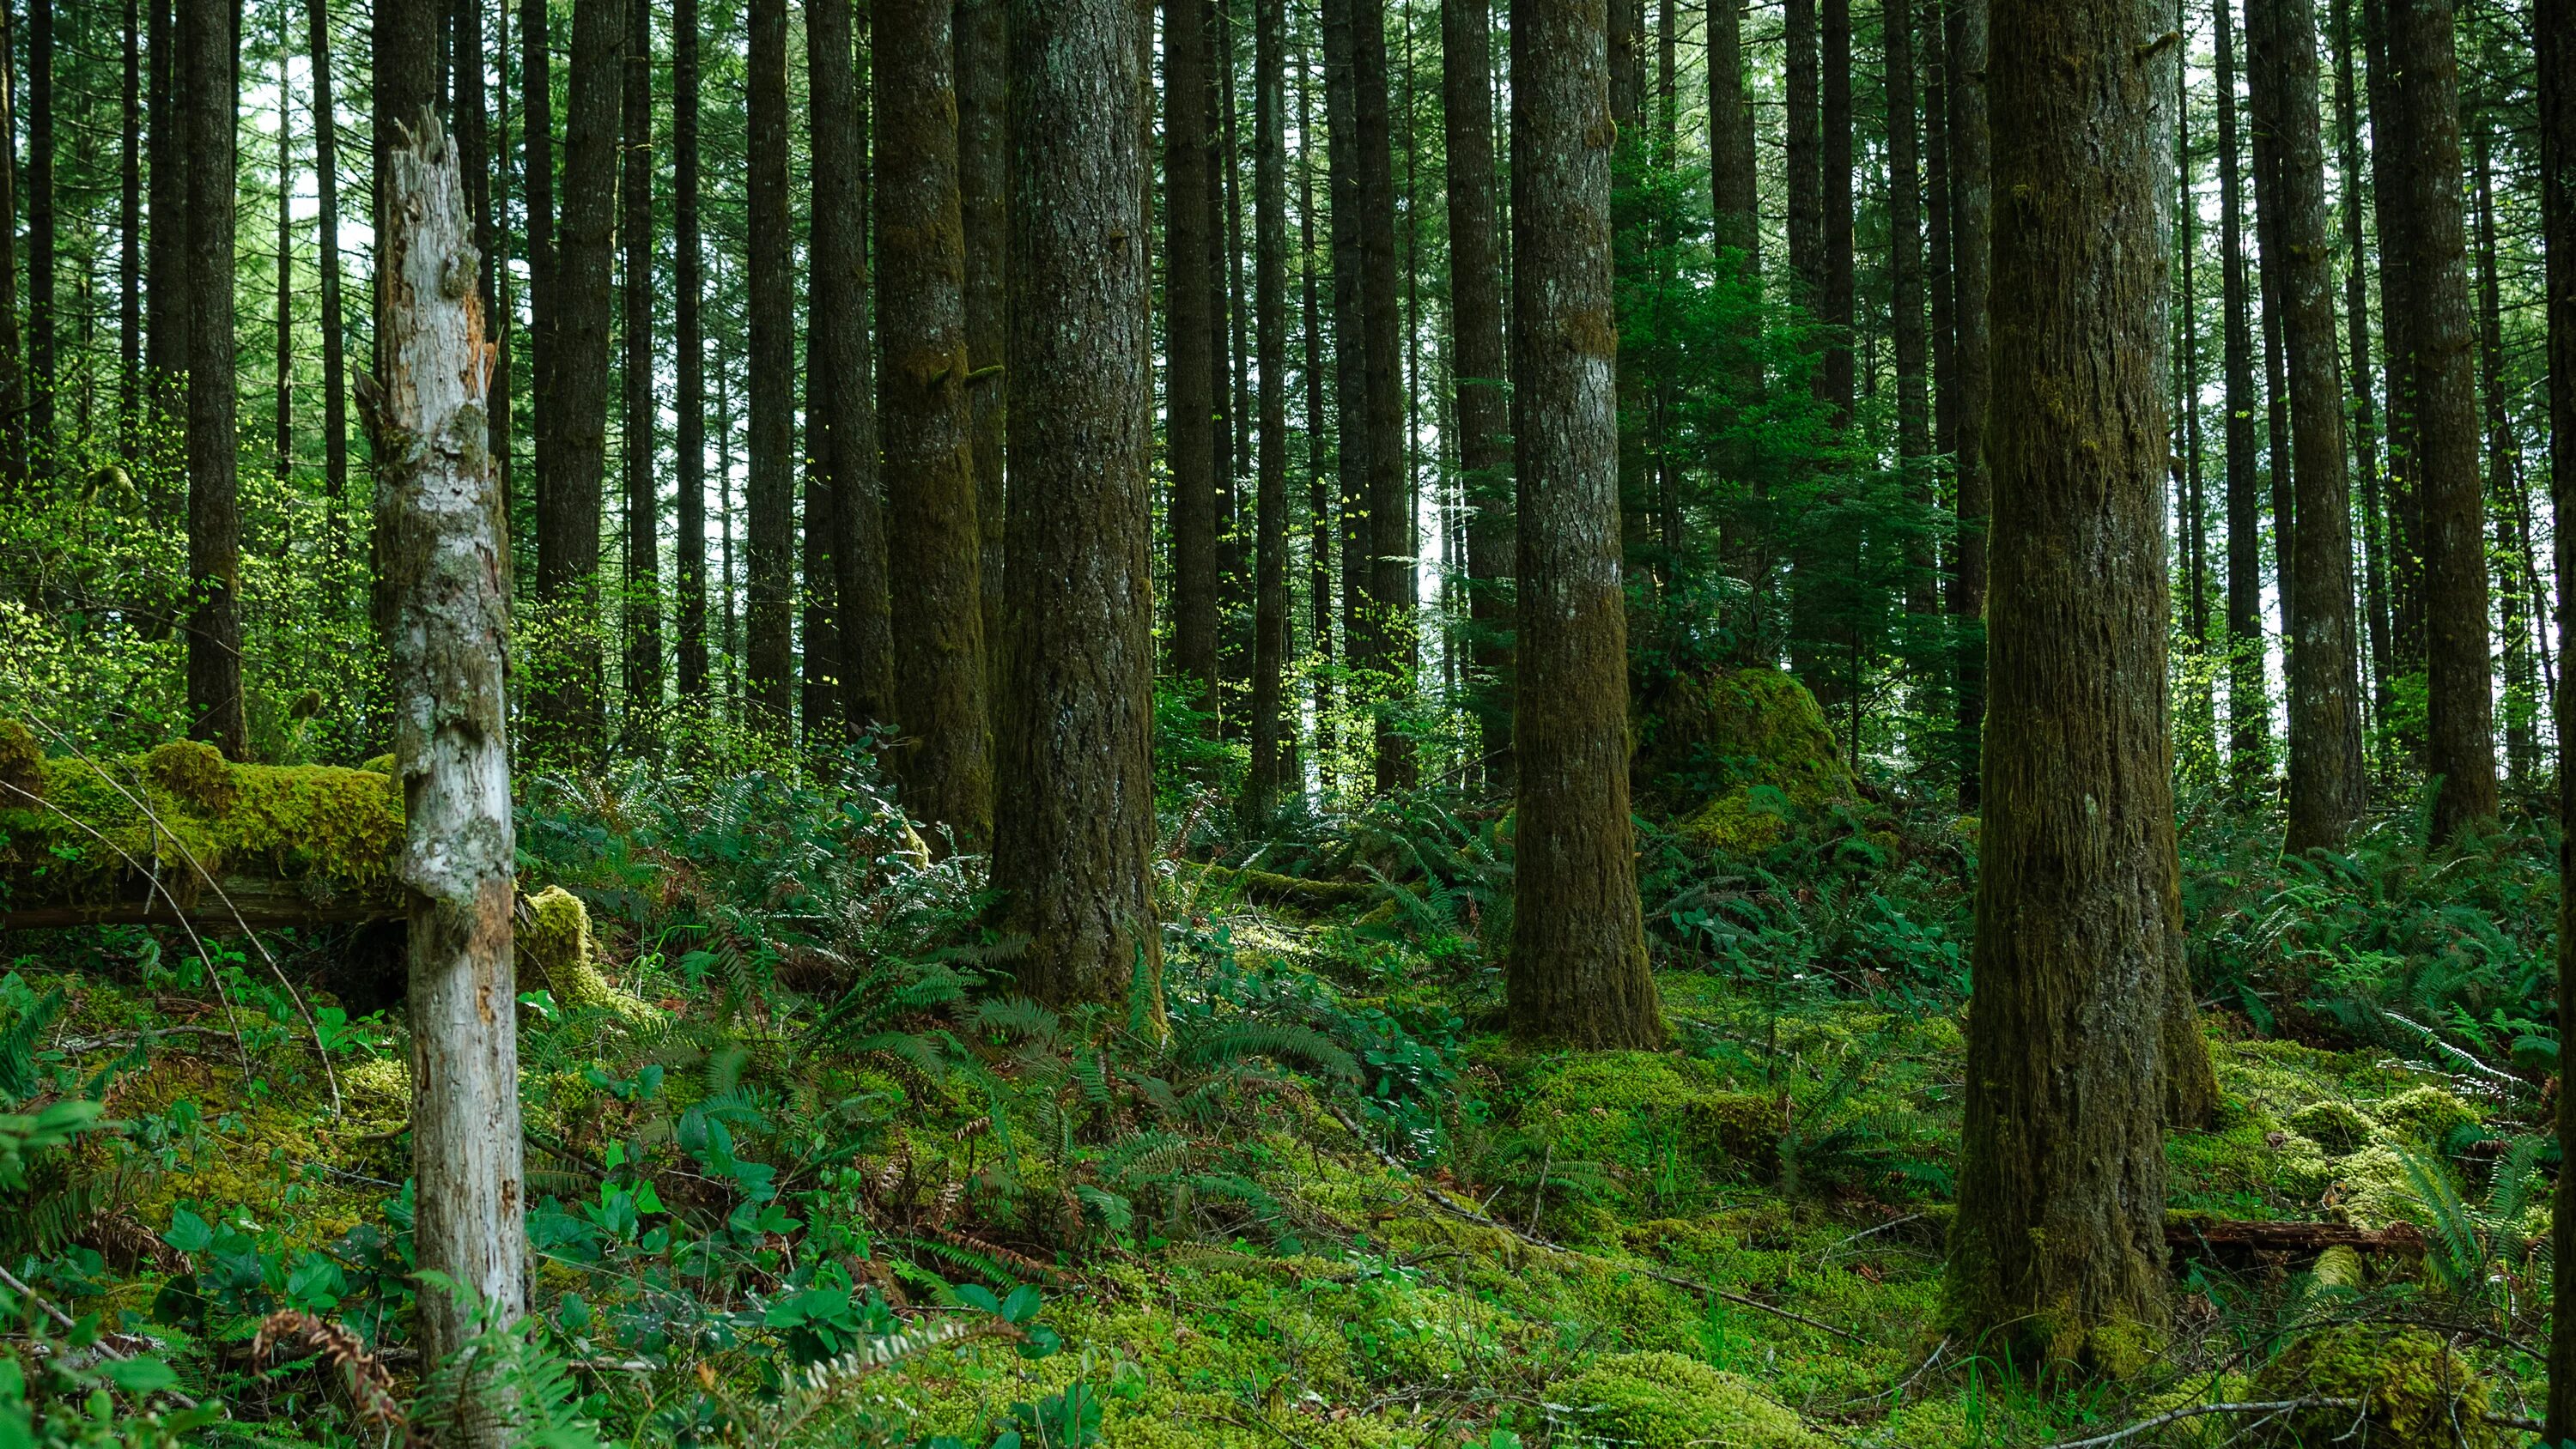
top-left (0, 0), bottom-right (2569, 1440)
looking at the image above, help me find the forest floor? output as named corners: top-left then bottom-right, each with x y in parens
top-left (0, 700), bottom-right (2563, 1446)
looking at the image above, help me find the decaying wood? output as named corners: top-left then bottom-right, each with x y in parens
top-left (2166, 1217), bottom-right (2427, 1257)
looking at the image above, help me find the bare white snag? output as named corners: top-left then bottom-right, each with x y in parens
top-left (365, 109), bottom-right (526, 1421)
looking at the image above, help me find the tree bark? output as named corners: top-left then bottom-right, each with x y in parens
top-left (1356, 0), bottom-right (1412, 793)
top-left (1506, 0), bottom-right (1662, 1052)
top-left (746, 0), bottom-right (796, 732)
top-left (184, 0), bottom-right (245, 761)
top-left (674, 0), bottom-right (708, 703)
top-left (2215, 0), bottom-right (2269, 791)
top-left (30, 0), bottom-right (56, 457)
top-left (1947, 0), bottom-right (2189, 1360)
top-left (2385, 0), bottom-right (2494, 840)
top-left (1169, 0), bottom-right (1221, 724)
top-left (811, 0), bottom-right (890, 731)
top-left (622, 0), bottom-right (660, 733)
top-left (2250, 0), bottom-right (2364, 850)
top-left (276, 34), bottom-right (295, 485)
top-left (367, 114), bottom-right (527, 1428)
top-left (145, 0), bottom-right (177, 470)
top-left (2538, 0), bottom-right (2575, 1428)
top-left (878, 0), bottom-right (994, 842)
top-left (2247, 11), bottom-right (2295, 646)
top-left (995, 0), bottom-right (1160, 1009)
top-left (1324, 0), bottom-right (1368, 752)
top-left (960, 0), bottom-right (1009, 706)
top-left (120, 0), bottom-right (143, 455)
top-left (1890, 0), bottom-right (1930, 649)
top-left (2473, 120), bottom-right (2531, 784)
top-left (303, 0), bottom-right (343, 519)
top-left (519, 0), bottom-right (555, 549)
top-left (1299, 52), bottom-right (1336, 783)
top-left (2331, 0), bottom-right (2392, 743)
top-left (2366, 0), bottom-right (2422, 692)
top-left (534, 0), bottom-right (617, 763)
top-left (1709, 0), bottom-right (1754, 275)
top-left (1946, 0), bottom-right (1988, 803)
top-left (1444, 0), bottom-right (1510, 778)
top-left (1787, 0), bottom-right (1821, 303)
top-left (1247, 0), bottom-right (1290, 817)
top-left (1820, 0), bottom-right (1853, 423)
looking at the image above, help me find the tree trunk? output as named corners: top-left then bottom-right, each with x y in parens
top-left (674, 0), bottom-right (708, 704)
top-left (1890, 0), bottom-right (1930, 658)
top-left (534, 0), bottom-right (617, 763)
top-left (811, 0), bottom-right (890, 731)
top-left (30, 0), bottom-right (55, 458)
top-left (1299, 52), bottom-right (1335, 783)
top-left (1220, 0), bottom-right (1254, 728)
top-left (994, 0), bottom-right (1160, 1010)
top-left (1324, 0), bottom-right (1368, 757)
top-left (184, 0), bottom-right (245, 761)
top-left (1946, 0), bottom-right (1988, 804)
top-left (1169, 0), bottom-right (1220, 724)
top-left (2366, 0), bottom-right (2423, 694)
top-left (119, 0), bottom-right (142, 455)
top-left (1709, 0), bottom-right (1754, 275)
top-left (621, 0), bottom-right (660, 734)
top-left (1820, 0), bottom-right (1853, 423)
top-left (1928, 0), bottom-right (1953, 512)
top-left (1247, 0), bottom-right (1290, 818)
top-left (2385, 0), bottom-right (2494, 840)
top-left (2331, 0), bottom-right (2392, 747)
top-left (2177, 17), bottom-right (2213, 756)
top-left (878, 0), bottom-right (994, 842)
top-left (2538, 0), bottom-right (2575, 1428)
top-left (959, 0), bottom-right (1009, 706)
top-left (745, 0), bottom-right (795, 731)
top-left (1787, 0), bottom-right (1821, 303)
top-left (2473, 121), bottom-right (2531, 784)
top-left (1506, 0), bottom-right (1662, 1052)
top-left (2216, 0), bottom-right (2269, 791)
top-left (454, 0), bottom-right (495, 473)
top-left (145, 0), bottom-right (177, 471)
top-left (2250, 0), bottom-right (2365, 850)
top-left (2248, 16), bottom-right (2295, 647)
top-left (519, 0), bottom-right (554, 549)
top-left (300, 0), bottom-right (345, 525)
top-left (1444, 0), bottom-right (1510, 778)
top-left (275, 35), bottom-right (295, 484)
top-left (368, 116), bottom-right (527, 1433)
top-left (1356, 0), bottom-right (1412, 793)
top-left (1947, 0), bottom-right (2190, 1361)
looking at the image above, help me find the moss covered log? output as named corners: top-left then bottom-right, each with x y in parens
top-left (0, 724), bottom-right (406, 928)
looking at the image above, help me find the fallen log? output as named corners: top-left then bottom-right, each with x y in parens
top-left (0, 722), bottom-right (407, 931)
top-left (2165, 1216), bottom-right (2426, 1258)
top-left (1193, 863), bottom-right (1384, 911)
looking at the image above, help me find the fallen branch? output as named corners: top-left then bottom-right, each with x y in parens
top-left (0, 1260), bottom-right (201, 1412)
top-left (1320, 1102), bottom-right (1865, 1345)
top-left (2166, 1218), bottom-right (2426, 1257)
top-left (1194, 864), bottom-right (1382, 910)
top-left (2039, 1398), bottom-right (2361, 1449)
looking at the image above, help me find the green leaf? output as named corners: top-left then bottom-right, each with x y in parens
top-left (97, 1357), bottom-right (177, 1395)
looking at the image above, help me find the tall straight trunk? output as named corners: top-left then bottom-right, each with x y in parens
top-left (1169, 0), bottom-right (1220, 722)
top-left (520, 0), bottom-right (555, 540)
top-left (1946, 0), bottom-right (1989, 803)
top-left (455, 0), bottom-right (494, 468)
top-left (1708, 0), bottom-right (1754, 272)
top-left (1444, 0), bottom-right (1510, 775)
top-left (184, 0), bottom-right (243, 759)
top-left (145, 0), bottom-right (177, 460)
top-left (1820, 0), bottom-right (1853, 421)
top-left (305, 0), bottom-right (346, 517)
top-left (811, 0), bottom-right (890, 729)
top-left (1247, 0), bottom-right (1289, 816)
top-left (29, 0), bottom-right (54, 455)
top-left (1608, 0), bottom-right (1645, 587)
top-left (2216, 0), bottom-right (2269, 787)
top-left (674, 0), bottom-right (708, 703)
top-left (2539, 0), bottom-right (2575, 1427)
top-left (275, 39), bottom-right (295, 482)
top-left (2248, 21), bottom-right (2295, 645)
top-left (369, 120), bottom-right (526, 1433)
top-left (745, 0), bottom-right (795, 730)
top-left (2178, 19), bottom-right (2212, 669)
top-left (1299, 53), bottom-right (1335, 779)
top-left (2474, 120), bottom-right (2531, 782)
top-left (1889, 0), bottom-right (1929, 635)
top-left (996, 0), bottom-right (1160, 1009)
top-left (959, 0), bottom-right (1008, 703)
top-left (1787, 0), bottom-right (1821, 301)
top-left (1928, 0), bottom-right (1953, 488)
top-left (2385, 0), bottom-right (2494, 840)
top-left (878, 0), bottom-right (994, 841)
top-left (120, 0), bottom-right (142, 455)
top-left (1224, 0), bottom-right (1251, 491)
top-left (377, 0), bottom-right (440, 277)
top-left (1507, 0), bottom-right (1662, 1052)
top-left (621, 0), bottom-right (660, 729)
top-left (2366, 0), bottom-right (2422, 686)
top-left (1325, 0), bottom-right (1367, 728)
top-left (1356, 0), bottom-right (1412, 792)
top-left (2332, 0), bottom-right (2392, 741)
top-left (1947, 0), bottom-right (2202, 1358)
top-left (1211, 3), bottom-right (1246, 728)
top-left (2251, 0), bottom-right (2365, 850)
top-left (799, 307), bottom-right (841, 744)
top-left (534, 0), bottom-right (617, 762)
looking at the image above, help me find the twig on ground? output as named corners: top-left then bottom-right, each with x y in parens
top-left (2036, 1398), bottom-right (2361, 1449)
top-left (0, 1259), bottom-right (202, 1412)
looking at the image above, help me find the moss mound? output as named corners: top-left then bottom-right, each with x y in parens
top-left (0, 719), bottom-right (41, 802)
top-left (1517, 1052), bottom-right (1779, 1190)
top-left (2252, 1325), bottom-right (2494, 1447)
top-left (1632, 669), bottom-right (1853, 852)
top-left (1558, 1350), bottom-right (1826, 1449)
top-left (0, 724), bottom-right (404, 914)
top-left (2288, 1100), bottom-right (2372, 1154)
top-left (519, 886), bottom-right (647, 1019)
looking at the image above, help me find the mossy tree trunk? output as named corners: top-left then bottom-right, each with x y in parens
top-left (673, 0), bottom-right (708, 703)
top-left (1167, 0), bottom-right (1220, 726)
top-left (1947, 0), bottom-right (2188, 1364)
top-left (994, 0), bottom-right (1160, 1010)
top-left (810, 0), bottom-right (890, 733)
top-left (1506, 0), bottom-right (1662, 1052)
top-left (1246, 0), bottom-right (1290, 820)
top-left (1945, 0), bottom-right (1989, 805)
top-left (745, 0), bottom-right (795, 733)
top-left (1443, 0), bottom-right (1511, 779)
top-left (621, 0), bottom-right (661, 738)
top-left (878, 0), bottom-right (993, 843)
top-left (1324, 0), bottom-right (1369, 757)
top-left (2540, 0), bottom-right (2574, 1429)
top-left (1298, 58), bottom-right (1337, 785)
top-left (1356, 0), bottom-right (1413, 793)
top-left (2215, 0), bottom-right (2269, 792)
top-left (959, 0), bottom-right (1009, 712)
top-left (368, 113), bottom-right (526, 1444)
top-left (184, 0), bottom-right (245, 761)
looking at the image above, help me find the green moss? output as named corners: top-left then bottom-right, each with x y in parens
top-left (2288, 1100), bottom-right (2372, 1154)
top-left (360, 752), bottom-right (397, 777)
top-left (1558, 1350), bottom-right (1826, 1449)
top-left (1677, 785), bottom-right (1793, 854)
top-left (519, 886), bottom-right (649, 1019)
top-left (1517, 1052), bottom-right (1780, 1191)
top-left (2368, 1086), bottom-right (2478, 1147)
top-left (1634, 668), bottom-right (1854, 810)
top-left (2252, 1325), bottom-right (2495, 1447)
top-left (143, 739), bottom-right (236, 812)
top-left (0, 719), bottom-right (40, 801)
